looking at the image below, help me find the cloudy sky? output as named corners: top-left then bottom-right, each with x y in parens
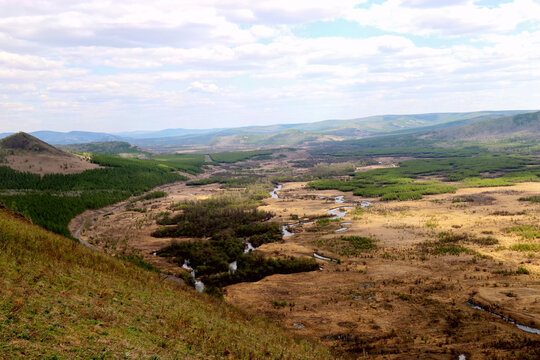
top-left (1, 0), bottom-right (539, 132)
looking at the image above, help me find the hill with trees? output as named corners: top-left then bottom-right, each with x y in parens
top-left (426, 111), bottom-right (540, 141)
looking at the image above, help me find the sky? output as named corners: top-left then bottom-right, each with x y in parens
top-left (0, 0), bottom-right (539, 133)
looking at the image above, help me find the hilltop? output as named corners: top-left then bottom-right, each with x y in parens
top-left (0, 204), bottom-right (333, 359)
top-left (0, 132), bottom-right (66, 155)
top-left (0, 132), bottom-right (100, 175)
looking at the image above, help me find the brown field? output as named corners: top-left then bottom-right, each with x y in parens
top-left (3, 152), bottom-right (100, 175)
top-left (70, 160), bottom-right (540, 359)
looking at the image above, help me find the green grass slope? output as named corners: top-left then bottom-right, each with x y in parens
top-left (0, 205), bottom-right (333, 359)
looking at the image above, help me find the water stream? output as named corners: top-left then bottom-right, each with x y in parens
top-left (328, 206), bottom-right (355, 220)
top-left (282, 195), bottom-right (369, 236)
top-left (244, 241), bottom-right (256, 253)
top-left (336, 222), bottom-right (352, 232)
top-left (270, 184), bottom-right (282, 199)
top-left (229, 261), bottom-right (237, 274)
top-left (182, 259), bottom-right (205, 292)
top-left (194, 280), bottom-right (205, 292)
top-left (313, 252), bottom-right (338, 262)
top-left (182, 260), bottom-right (193, 271)
top-left (467, 299), bottom-right (540, 335)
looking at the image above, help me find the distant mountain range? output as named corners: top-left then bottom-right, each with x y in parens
top-left (0, 131), bottom-right (123, 145)
top-left (0, 110), bottom-right (535, 149)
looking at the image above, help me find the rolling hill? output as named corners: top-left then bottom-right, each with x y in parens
top-left (58, 141), bottom-right (145, 155)
top-left (2, 110), bottom-right (533, 150)
top-left (129, 110), bottom-right (534, 150)
top-left (426, 111), bottom-right (540, 141)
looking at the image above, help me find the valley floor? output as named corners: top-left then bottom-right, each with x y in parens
top-left (70, 161), bottom-right (540, 358)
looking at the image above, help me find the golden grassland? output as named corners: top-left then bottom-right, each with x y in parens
top-left (226, 181), bottom-right (540, 358)
top-left (74, 176), bottom-right (540, 358)
top-left (0, 205), bottom-right (333, 359)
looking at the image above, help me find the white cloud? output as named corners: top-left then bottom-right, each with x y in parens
top-left (0, 50), bottom-right (63, 69)
top-left (347, 0), bottom-right (540, 37)
top-left (0, 0), bottom-right (539, 132)
top-left (188, 81), bottom-right (219, 93)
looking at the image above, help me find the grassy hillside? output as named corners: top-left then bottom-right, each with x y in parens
top-left (0, 205), bottom-right (333, 359)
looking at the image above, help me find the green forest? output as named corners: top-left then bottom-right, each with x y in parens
top-left (209, 149), bottom-right (276, 163)
top-left (0, 154), bottom-right (202, 237)
top-left (309, 154), bottom-right (540, 201)
top-left (154, 192), bottom-right (318, 294)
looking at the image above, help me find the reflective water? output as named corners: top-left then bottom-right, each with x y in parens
top-left (313, 252), bottom-right (337, 262)
top-left (467, 300), bottom-right (540, 335)
top-left (229, 261), bottom-right (237, 274)
top-left (270, 184), bottom-right (282, 199)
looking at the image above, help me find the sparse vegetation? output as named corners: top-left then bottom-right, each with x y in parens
top-left (313, 235), bottom-right (377, 256)
top-left (131, 190), bottom-right (167, 203)
top-left (506, 225), bottom-right (540, 240)
top-left (209, 149), bottom-right (276, 163)
top-left (519, 196), bottom-right (540, 203)
top-left (419, 231), bottom-right (498, 256)
top-left (509, 244), bottom-right (540, 252)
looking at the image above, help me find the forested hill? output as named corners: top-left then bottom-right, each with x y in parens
top-left (58, 141), bottom-right (145, 155)
top-left (427, 111), bottom-right (540, 140)
top-left (0, 152), bottom-right (205, 236)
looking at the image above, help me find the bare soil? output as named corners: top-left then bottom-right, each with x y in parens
top-left (3, 153), bottom-right (100, 175)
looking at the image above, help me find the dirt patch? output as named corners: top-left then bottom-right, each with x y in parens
top-left (3, 153), bottom-right (100, 175)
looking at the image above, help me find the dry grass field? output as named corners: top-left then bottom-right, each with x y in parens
top-left (70, 154), bottom-right (540, 359)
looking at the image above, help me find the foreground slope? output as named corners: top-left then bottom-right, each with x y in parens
top-left (0, 205), bottom-right (332, 359)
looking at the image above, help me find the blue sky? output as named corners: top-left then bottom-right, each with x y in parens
top-left (0, 0), bottom-right (539, 132)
